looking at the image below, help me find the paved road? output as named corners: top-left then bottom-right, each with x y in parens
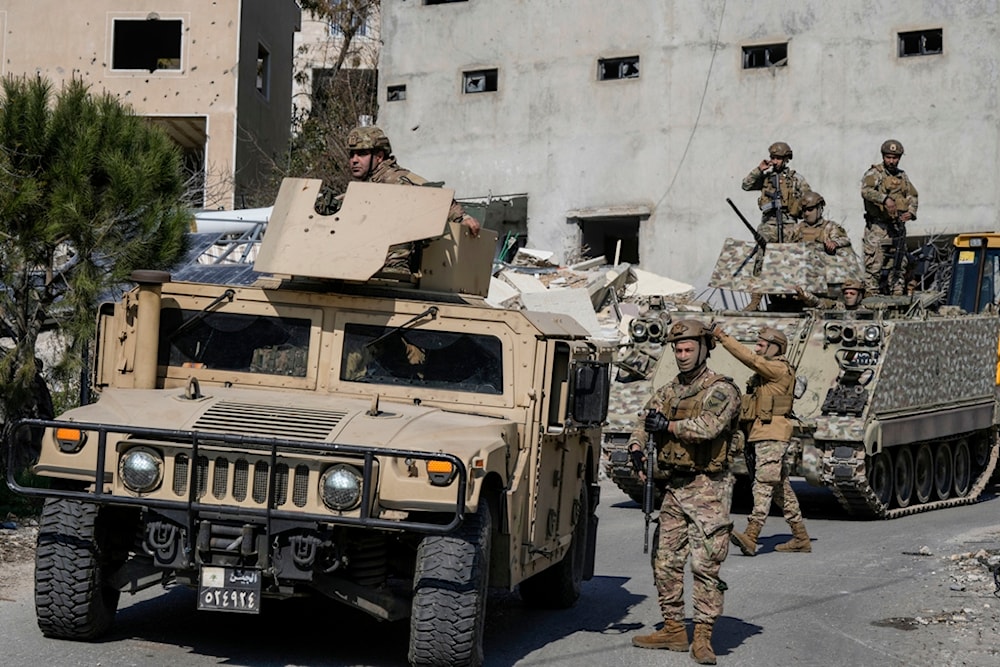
top-left (1, 478), bottom-right (999, 666)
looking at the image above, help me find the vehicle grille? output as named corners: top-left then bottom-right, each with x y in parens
top-left (173, 454), bottom-right (311, 508)
top-left (191, 401), bottom-right (349, 442)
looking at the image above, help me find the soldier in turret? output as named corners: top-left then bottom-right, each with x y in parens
top-left (786, 191), bottom-right (852, 256)
top-left (861, 139), bottom-right (918, 295)
top-left (795, 278), bottom-right (867, 311)
top-left (714, 326), bottom-right (812, 557)
top-left (628, 320), bottom-right (741, 665)
top-left (741, 141), bottom-right (812, 310)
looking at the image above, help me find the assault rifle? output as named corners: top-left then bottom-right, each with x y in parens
top-left (879, 224), bottom-right (909, 294)
top-left (727, 198), bottom-right (769, 276)
top-left (772, 172), bottom-right (784, 243)
top-left (643, 429), bottom-right (656, 554)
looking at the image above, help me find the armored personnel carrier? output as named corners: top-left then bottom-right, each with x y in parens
top-left (5, 179), bottom-right (613, 667)
top-left (605, 234), bottom-right (1000, 518)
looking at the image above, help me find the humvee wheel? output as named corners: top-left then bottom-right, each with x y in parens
top-left (409, 502), bottom-right (492, 667)
top-left (519, 485), bottom-right (589, 609)
top-left (933, 442), bottom-right (953, 500)
top-left (892, 447), bottom-right (914, 508)
top-left (953, 439), bottom-right (972, 497)
top-left (869, 453), bottom-right (893, 508)
top-left (35, 499), bottom-right (121, 640)
top-left (913, 444), bottom-right (934, 504)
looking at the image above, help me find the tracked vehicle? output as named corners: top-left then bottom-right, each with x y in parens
top-left (5, 179), bottom-right (612, 666)
top-left (605, 235), bottom-right (1000, 518)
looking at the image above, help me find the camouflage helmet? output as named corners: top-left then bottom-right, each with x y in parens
top-left (665, 319), bottom-right (716, 350)
top-left (800, 191), bottom-right (826, 209)
top-left (768, 141), bottom-right (793, 159)
top-left (757, 327), bottom-right (787, 355)
top-left (880, 139), bottom-right (904, 156)
top-left (347, 126), bottom-right (392, 154)
top-left (842, 278), bottom-right (865, 293)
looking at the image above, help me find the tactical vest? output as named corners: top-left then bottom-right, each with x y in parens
top-left (656, 374), bottom-right (738, 473)
top-left (739, 358), bottom-right (794, 424)
top-left (758, 171), bottom-right (803, 219)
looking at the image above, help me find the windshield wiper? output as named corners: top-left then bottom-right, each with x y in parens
top-left (169, 289), bottom-right (236, 340)
top-left (365, 306), bottom-right (438, 349)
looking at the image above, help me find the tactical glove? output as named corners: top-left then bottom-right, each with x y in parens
top-left (629, 448), bottom-right (645, 473)
top-left (644, 409), bottom-right (670, 433)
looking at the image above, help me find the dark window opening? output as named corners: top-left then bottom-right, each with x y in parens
top-left (463, 69), bottom-right (498, 94)
top-left (742, 43), bottom-right (787, 69)
top-left (899, 29), bottom-right (943, 57)
top-left (387, 84), bottom-right (407, 102)
top-left (341, 323), bottom-right (504, 394)
top-left (159, 310), bottom-right (312, 377)
top-left (425, 0), bottom-right (468, 4)
top-left (598, 56), bottom-right (640, 81)
top-left (256, 44), bottom-right (270, 98)
top-left (579, 217), bottom-right (641, 265)
top-left (112, 18), bottom-right (182, 72)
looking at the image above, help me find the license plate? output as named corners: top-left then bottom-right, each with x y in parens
top-left (198, 566), bottom-right (261, 614)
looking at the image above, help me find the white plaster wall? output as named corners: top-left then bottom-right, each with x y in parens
top-left (379, 0), bottom-right (1000, 290)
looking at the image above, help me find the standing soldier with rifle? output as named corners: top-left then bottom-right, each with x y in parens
top-left (627, 320), bottom-right (740, 665)
top-left (741, 141), bottom-right (812, 311)
top-left (861, 139), bottom-right (918, 295)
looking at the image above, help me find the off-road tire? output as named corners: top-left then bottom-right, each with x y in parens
top-left (409, 502), bottom-right (492, 667)
top-left (35, 498), bottom-right (122, 640)
top-left (518, 485), bottom-right (589, 609)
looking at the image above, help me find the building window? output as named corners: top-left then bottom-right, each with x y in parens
top-left (329, 15), bottom-right (368, 37)
top-left (742, 43), bottom-right (787, 69)
top-left (598, 56), bottom-right (640, 81)
top-left (387, 85), bottom-right (407, 102)
top-left (899, 29), bottom-right (943, 57)
top-left (111, 18), bottom-right (182, 72)
top-left (463, 69), bottom-right (498, 94)
top-left (425, 0), bottom-right (468, 4)
top-left (256, 44), bottom-right (270, 99)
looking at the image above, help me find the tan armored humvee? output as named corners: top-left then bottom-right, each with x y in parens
top-left (7, 179), bottom-right (613, 667)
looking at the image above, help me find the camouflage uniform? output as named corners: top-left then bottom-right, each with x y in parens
top-left (627, 367), bottom-right (740, 626)
top-left (861, 162), bottom-right (918, 295)
top-left (368, 157), bottom-right (471, 228)
top-left (717, 331), bottom-right (809, 552)
top-left (741, 167), bottom-right (811, 245)
top-left (786, 217), bottom-right (851, 253)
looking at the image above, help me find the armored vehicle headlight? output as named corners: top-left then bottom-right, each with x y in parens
top-left (863, 325), bottom-right (881, 344)
top-left (824, 323), bottom-right (842, 344)
top-left (54, 427), bottom-right (87, 453)
top-left (426, 459), bottom-right (457, 486)
top-left (320, 464), bottom-right (362, 511)
top-left (119, 447), bottom-right (163, 493)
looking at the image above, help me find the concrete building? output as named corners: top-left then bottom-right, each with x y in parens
top-left (379, 0), bottom-right (998, 290)
top-left (0, 0), bottom-right (301, 209)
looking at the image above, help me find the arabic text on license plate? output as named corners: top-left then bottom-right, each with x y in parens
top-left (198, 566), bottom-right (261, 614)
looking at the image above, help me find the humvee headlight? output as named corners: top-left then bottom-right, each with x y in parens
top-left (320, 464), bottom-right (362, 511)
top-left (426, 459), bottom-right (457, 486)
top-left (54, 427), bottom-right (87, 453)
top-left (863, 325), bottom-right (881, 344)
top-left (119, 447), bottom-right (163, 493)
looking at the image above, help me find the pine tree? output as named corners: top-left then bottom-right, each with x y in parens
top-left (0, 75), bottom-right (190, 423)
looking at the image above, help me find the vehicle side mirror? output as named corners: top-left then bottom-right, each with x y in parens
top-left (570, 362), bottom-right (610, 425)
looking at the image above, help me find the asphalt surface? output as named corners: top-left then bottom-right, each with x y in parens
top-left (1, 477), bottom-right (999, 666)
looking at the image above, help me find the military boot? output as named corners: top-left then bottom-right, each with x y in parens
top-left (730, 519), bottom-right (762, 557)
top-left (774, 520), bottom-right (812, 552)
top-left (691, 622), bottom-right (717, 665)
top-left (743, 293), bottom-right (763, 311)
top-left (632, 619), bottom-right (689, 651)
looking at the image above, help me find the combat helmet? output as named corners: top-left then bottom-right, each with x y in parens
top-left (757, 327), bottom-right (787, 355)
top-left (880, 139), bottom-right (904, 156)
top-left (842, 278), bottom-right (865, 293)
top-left (769, 141), bottom-right (793, 159)
top-left (800, 191), bottom-right (826, 209)
top-left (665, 320), bottom-right (716, 350)
top-left (347, 126), bottom-right (392, 154)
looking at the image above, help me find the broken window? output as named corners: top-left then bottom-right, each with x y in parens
top-left (742, 43), bottom-right (787, 69)
top-left (598, 56), bottom-right (640, 81)
top-left (111, 18), bottom-right (182, 72)
top-left (387, 84), bottom-right (407, 102)
top-left (899, 29), bottom-right (943, 57)
top-left (257, 43), bottom-right (270, 98)
top-left (579, 217), bottom-right (641, 265)
top-left (463, 69), bottom-right (498, 94)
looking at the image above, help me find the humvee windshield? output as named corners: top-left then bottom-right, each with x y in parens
top-left (341, 323), bottom-right (504, 394)
top-left (158, 309), bottom-right (311, 376)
